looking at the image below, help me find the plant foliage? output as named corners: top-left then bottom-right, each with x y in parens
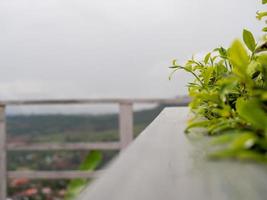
top-left (64, 151), bottom-right (102, 200)
top-left (170, 0), bottom-right (267, 162)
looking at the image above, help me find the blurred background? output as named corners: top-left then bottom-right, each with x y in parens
top-left (0, 0), bottom-right (263, 109)
top-left (0, 0), bottom-right (264, 199)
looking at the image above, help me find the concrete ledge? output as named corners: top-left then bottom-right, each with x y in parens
top-left (77, 107), bottom-right (267, 200)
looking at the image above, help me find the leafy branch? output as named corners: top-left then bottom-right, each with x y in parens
top-left (170, 0), bottom-right (267, 163)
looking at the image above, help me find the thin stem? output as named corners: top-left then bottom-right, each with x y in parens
top-left (177, 66), bottom-right (205, 88)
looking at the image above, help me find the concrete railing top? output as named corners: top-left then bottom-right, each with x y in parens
top-left (77, 107), bottom-right (267, 200)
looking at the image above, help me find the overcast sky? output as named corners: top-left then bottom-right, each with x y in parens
top-left (0, 0), bottom-right (264, 113)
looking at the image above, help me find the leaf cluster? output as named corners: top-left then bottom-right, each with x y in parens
top-left (170, 0), bottom-right (267, 162)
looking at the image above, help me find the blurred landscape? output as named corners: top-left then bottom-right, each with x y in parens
top-left (7, 104), bottom-right (167, 200)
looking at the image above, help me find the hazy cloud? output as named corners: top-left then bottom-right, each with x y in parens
top-left (0, 0), bottom-right (263, 113)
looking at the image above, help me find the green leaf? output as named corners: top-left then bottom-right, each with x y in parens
top-left (256, 11), bottom-right (267, 20)
top-left (79, 151), bottom-right (102, 170)
top-left (204, 52), bottom-right (211, 64)
top-left (243, 29), bottom-right (256, 52)
top-left (209, 149), bottom-right (238, 159)
top-left (236, 98), bottom-right (267, 131)
top-left (65, 151), bottom-right (102, 200)
top-left (255, 45), bottom-right (267, 54)
top-left (257, 52), bottom-right (267, 65)
top-left (229, 132), bottom-right (257, 150)
top-left (214, 47), bottom-right (227, 59)
top-left (185, 120), bottom-right (210, 133)
top-left (263, 0), bottom-right (267, 4)
top-left (210, 149), bottom-right (267, 162)
top-left (227, 40), bottom-right (249, 76)
top-left (261, 92), bottom-right (267, 100)
top-left (168, 68), bottom-right (179, 80)
top-left (210, 133), bottom-right (242, 145)
top-left (201, 67), bottom-right (213, 84)
top-left (246, 61), bottom-right (261, 77)
top-left (236, 150), bottom-right (267, 162)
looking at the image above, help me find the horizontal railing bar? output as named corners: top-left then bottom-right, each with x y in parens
top-left (7, 142), bottom-right (121, 151)
top-left (7, 170), bottom-right (102, 179)
top-left (0, 97), bottom-right (190, 106)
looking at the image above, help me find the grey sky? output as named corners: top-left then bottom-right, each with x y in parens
top-left (0, 0), bottom-right (264, 113)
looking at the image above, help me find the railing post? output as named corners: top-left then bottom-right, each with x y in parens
top-left (119, 102), bottom-right (133, 149)
top-left (0, 105), bottom-right (6, 200)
